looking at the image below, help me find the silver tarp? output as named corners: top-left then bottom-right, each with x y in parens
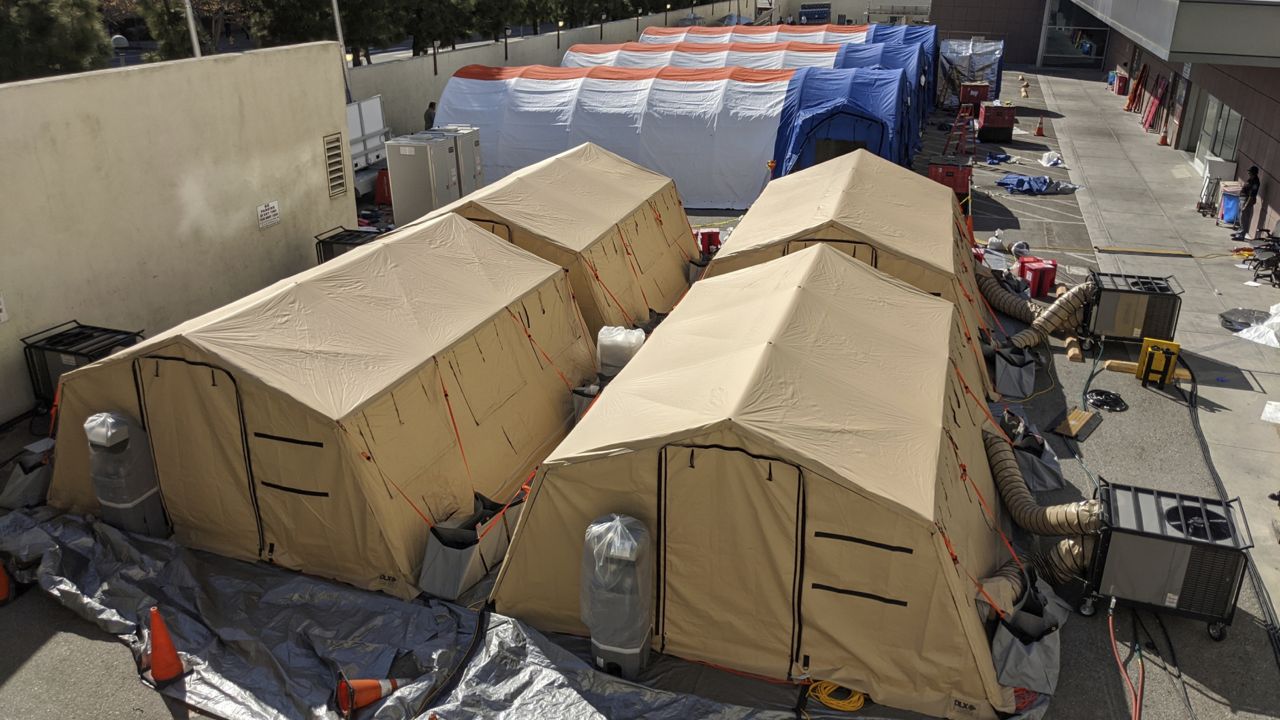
top-left (0, 509), bottom-right (789, 720)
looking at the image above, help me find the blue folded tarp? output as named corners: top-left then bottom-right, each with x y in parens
top-left (997, 174), bottom-right (1051, 194)
top-left (835, 42), bottom-right (929, 148)
top-left (869, 24), bottom-right (939, 108)
top-left (772, 67), bottom-right (911, 176)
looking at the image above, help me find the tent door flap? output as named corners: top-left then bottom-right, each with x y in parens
top-left (658, 445), bottom-right (803, 680)
top-left (135, 356), bottom-right (265, 559)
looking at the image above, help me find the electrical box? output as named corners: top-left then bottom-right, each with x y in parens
top-left (1089, 482), bottom-right (1251, 635)
top-left (315, 226), bottom-right (385, 264)
top-left (22, 321), bottom-right (143, 409)
top-left (1085, 271), bottom-right (1182, 342)
top-left (385, 134), bottom-right (460, 225)
top-left (426, 125), bottom-right (485, 196)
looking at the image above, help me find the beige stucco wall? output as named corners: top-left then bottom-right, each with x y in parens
top-left (0, 42), bottom-right (356, 422)
top-left (350, 2), bottom-right (736, 135)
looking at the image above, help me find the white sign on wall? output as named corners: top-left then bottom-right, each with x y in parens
top-left (257, 200), bottom-right (281, 230)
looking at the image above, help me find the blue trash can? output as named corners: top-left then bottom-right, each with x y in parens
top-left (1220, 190), bottom-right (1241, 225)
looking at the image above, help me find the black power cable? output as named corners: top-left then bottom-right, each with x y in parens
top-left (1175, 355), bottom-right (1280, 671)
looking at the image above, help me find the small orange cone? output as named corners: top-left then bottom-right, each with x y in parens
top-left (145, 606), bottom-right (187, 686)
top-left (336, 674), bottom-right (412, 717)
top-left (1034, 117), bottom-right (1045, 137)
top-left (0, 565), bottom-right (12, 606)
top-left (1158, 130), bottom-right (1169, 146)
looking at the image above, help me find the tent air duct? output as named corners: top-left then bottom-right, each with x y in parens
top-left (1006, 278), bottom-right (1097, 349)
top-left (983, 432), bottom-right (1102, 536)
top-left (978, 560), bottom-right (1025, 622)
top-left (975, 270), bottom-right (1044, 325)
top-left (1036, 535), bottom-right (1095, 586)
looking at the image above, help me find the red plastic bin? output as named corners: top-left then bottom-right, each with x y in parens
top-left (928, 160), bottom-right (972, 196)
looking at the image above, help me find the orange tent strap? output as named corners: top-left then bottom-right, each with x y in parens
top-left (505, 308), bottom-right (573, 390)
top-left (583, 257), bottom-right (636, 326)
top-left (340, 423), bottom-right (434, 527)
top-left (617, 228), bottom-right (652, 310)
top-left (950, 360), bottom-right (1012, 445)
top-left (436, 369), bottom-right (475, 484)
top-left (941, 529), bottom-right (1011, 621)
top-left (942, 430), bottom-right (1027, 574)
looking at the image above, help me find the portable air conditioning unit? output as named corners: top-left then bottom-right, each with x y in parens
top-left (1086, 482), bottom-right (1252, 640)
top-left (426, 125), bottom-right (484, 195)
top-left (1085, 271), bottom-right (1183, 342)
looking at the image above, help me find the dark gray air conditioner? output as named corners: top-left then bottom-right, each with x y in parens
top-left (1085, 271), bottom-right (1182, 341)
top-left (1085, 481), bottom-right (1252, 640)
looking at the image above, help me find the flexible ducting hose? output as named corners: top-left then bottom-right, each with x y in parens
top-left (975, 270), bottom-right (1044, 325)
top-left (1008, 278), bottom-right (1097, 349)
top-left (1036, 536), bottom-right (1096, 586)
top-left (978, 560), bottom-right (1025, 622)
top-left (983, 432), bottom-right (1103, 536)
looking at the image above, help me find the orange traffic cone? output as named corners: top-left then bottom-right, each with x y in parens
top-left (0, 565), bottom-right (12, 606)
top-left (336, 674), bottom-right (412, 717)
top-left (144, 606), bottom-right (187, 686)
top-left (1034, 117), bottom-right (1045, 137)
top-left (1157, 130), bottom-right (1169, 146)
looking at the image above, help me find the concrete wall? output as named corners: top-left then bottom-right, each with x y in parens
top-left (351, 2), bottom-right (751, 135)
top-left (0, 42), bottom-right (356, 422)
top-left (929, 0), bottom-right (1047, 65)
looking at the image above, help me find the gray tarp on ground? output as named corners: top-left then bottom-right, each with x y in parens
top-left (0, 509), bottom-right (779, 720)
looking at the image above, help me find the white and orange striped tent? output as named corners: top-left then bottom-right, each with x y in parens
top-left (563, 41), bottom-right (842, 69)
top-left (638, 23), bottom-right (870, 44)
top-left (436, 65), bottom-right (911, 208)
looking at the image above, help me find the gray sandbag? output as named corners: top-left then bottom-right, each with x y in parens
top-left (419, 494), bottom-right (512, 601)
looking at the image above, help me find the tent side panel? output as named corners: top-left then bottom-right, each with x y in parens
top-left (48, 358), bottom-right (145, 512)
top-left (624, 183), bottom-right (696, 314)
top-left (579, 230), bottom-right (651, 329)
top-left (799, 475), bottom-right (995, 718)
top-left (492, 451), bottom-right (661, 635)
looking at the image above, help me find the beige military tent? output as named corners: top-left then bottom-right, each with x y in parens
top-left (705, 149), bottom-right (993, 396)
top-left (47, 214), bottom-right (596, 599)
top-left (426, 142), bottom-right (695, 335)
top-left (493, 245), bottom-right (1014, 719)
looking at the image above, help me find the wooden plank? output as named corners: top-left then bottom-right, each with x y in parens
top-left (1065, 336), bottom-right (1084, 363)
top-left (1103, 359), bottom-right (1192, 381)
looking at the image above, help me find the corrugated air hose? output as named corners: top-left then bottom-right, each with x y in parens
top-left (975, 270), bottom-right (1045, 325)
top-left (1036, 535), bottom-right (1096, 586)
top-left (978, 559), bottom-right (1025, 622)
top-left (1007, 278), bottom-right (1097, 349)
top-left (983, 432), bottom-right (1103, 536)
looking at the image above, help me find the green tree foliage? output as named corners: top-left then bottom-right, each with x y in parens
top-left (0, 0), bottom-right (111, 82)
top-left (472, 0), bottom-right (517, 41)
top-left (401, 0), bottom-right (473, 55)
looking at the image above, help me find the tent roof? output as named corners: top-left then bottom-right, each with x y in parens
top-left (548, 244), bottom-right (957, 519)
top-left (98, 214), bottom-right (560, 420)
top-left (429, 143), bottom-right (676, 254)
top-left (716, 150), bottom-right (960, 275)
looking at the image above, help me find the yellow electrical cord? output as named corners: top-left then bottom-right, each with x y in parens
top-left (807, 680), bottom-right (866, 713)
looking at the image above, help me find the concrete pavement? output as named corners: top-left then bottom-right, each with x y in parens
top-left (1043, 71), bottom-right (1280, 614)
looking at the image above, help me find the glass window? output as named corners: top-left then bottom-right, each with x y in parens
top-left (1198, 95), bottom-right (1243, 161)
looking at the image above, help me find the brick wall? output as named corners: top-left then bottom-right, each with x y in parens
top-left (930, 0), bottom-right (1047, 65)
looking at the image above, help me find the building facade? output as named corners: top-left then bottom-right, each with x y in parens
top-left (928, 0), bottom-right (1280, 236)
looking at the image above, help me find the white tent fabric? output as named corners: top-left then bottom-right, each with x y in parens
top-left (436, 66), bottom-right (791, 209)
top-left (639, 23), bottom-right (869, 44)
top-left (562, 41), bottom-right (842, 69)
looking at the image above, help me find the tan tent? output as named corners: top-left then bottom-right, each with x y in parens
top-left (47, 213), bottom-right (596, 599)
top-left (426, 142), bottom-right (695, 335)
top-left (705, 149), bottom-right (993, 396)
top-left (493, 245), bottom-right (1013, 719)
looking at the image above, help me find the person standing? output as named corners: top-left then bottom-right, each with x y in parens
top-left (1235, 166), bottom-right (1260, 239)
top-left (424, 101), bottom-right (437, 131)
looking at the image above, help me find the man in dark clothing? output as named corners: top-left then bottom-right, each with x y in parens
top-left (424, 102), bottom-right (437, 131)
top-left (1235, 166), bottom-right (1260, 239)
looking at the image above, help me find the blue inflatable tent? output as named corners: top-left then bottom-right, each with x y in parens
top-left (835, 42), bottom-right (928, 149)
top-left (772, 67), bottom-right (911, 177)
top-left (869, 24), bottom-right (939, 111)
